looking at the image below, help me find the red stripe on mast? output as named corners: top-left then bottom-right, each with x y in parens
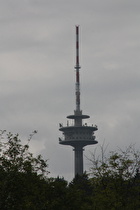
top-left (76, 26), bottom-right (79, 66)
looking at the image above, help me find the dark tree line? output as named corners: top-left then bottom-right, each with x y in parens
top-left (0, 131), bottom-right (139, 210)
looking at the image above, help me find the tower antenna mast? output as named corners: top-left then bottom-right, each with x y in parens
top-left (59, 26), bottom-right (98, 176)
top-left (75, 26), bottom-right (81, 112)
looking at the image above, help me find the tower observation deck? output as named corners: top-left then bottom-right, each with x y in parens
top-left (59, 26), bottom-right (98, 176)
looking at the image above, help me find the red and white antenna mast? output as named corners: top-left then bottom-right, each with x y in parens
top-left (59, 26), bottom-right (98, 176)
top-left (75, 25), bottom-right (81, 112)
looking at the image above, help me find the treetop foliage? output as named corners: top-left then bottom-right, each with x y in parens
top-left (88, 143), bottom-right (140, 180)
top-left (0, 130), bottom-right (139, 209)
top-left (0, 130), bottom-right (49, 176)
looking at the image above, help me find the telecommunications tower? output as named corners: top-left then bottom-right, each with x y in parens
top-left (59, 26), bottom-right (98, 176)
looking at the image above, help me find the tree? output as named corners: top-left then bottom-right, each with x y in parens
top-left (45, 177), bottom-right (68, 210)
top-left (67, 173), bottom-right (93, 210)
top-left (0, 130), bottom-right (49, 210)
top-left (0, 130), bottom-right (139, 210)
top-left (88, 144), bottom-right (140, 209)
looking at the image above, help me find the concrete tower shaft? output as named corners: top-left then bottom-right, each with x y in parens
top-left (59, 26), bottom-right (98, 176)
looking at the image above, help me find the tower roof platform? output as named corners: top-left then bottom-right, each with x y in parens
top-left (67, 114), bottom-right (90, 119)
top-left (59, 125), bottom-right (98, 132)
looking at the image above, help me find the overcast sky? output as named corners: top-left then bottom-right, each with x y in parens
top-left (0, 0), bottom-right (140, 180)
